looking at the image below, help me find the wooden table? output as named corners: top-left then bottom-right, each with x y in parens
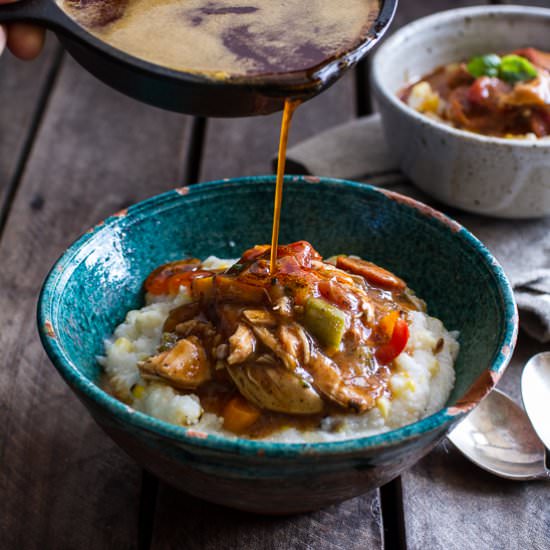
top-left (1, 1), bottom-right (548, 548)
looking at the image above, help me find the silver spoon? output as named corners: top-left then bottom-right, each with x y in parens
top-left (447, 388), bottom-right (549, 481)
top-left (521, 351), bottom-right (550, 451)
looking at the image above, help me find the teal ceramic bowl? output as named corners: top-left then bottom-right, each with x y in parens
top-left (38, 176), bottom-right (517, 514)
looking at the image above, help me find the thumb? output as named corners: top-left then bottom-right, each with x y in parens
top-left (0, 25), bottom-right (6, 55)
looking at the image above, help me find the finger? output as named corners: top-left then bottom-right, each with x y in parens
top-left (6, 23), bottom-right (45, 60)
top-left (0, 25), bottom-right (6, 55)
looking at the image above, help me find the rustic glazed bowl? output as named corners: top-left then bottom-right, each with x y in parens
top-left (371, 6), bottom-right (550, 219)
top-left (38, 176), bottom-right (517, 513)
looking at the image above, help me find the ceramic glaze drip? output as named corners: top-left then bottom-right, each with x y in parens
top-left (270, 98), bottom-right (300, 274)
top-left (58, 0), bottom-right (379, 78)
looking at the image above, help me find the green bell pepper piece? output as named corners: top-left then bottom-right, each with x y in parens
top-left (303, 297), bottom-right (347, 349)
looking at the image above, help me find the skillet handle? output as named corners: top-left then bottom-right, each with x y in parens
top-left (0, 0), bottom-right (63, 27)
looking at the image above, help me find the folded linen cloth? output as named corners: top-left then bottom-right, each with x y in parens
top-left (284, 114), bottom-right (550, 343)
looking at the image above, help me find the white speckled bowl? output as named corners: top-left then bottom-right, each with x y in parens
top-left (371, 5), bottom-right (550, 219)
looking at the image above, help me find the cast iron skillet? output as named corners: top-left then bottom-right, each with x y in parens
top-left (0, 0), bottom-right (398, 117)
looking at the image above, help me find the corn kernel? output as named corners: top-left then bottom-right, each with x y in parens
top-left (131, 384), bottom-right (146, 399)
top-left (390, 373), bottom-right (416, 397)
top-left (114, 337), bottom-right (134, 353)
top-left (376, 397), bottom-right (391, 420)
top-left (429, 359), bottom-right (440, 376)
top-left (408, 82), bottom-right (441, 114)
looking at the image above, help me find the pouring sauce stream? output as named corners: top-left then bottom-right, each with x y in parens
top-left (269, 98), bottom-right (301, 274)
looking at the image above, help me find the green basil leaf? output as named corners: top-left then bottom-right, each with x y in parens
top-left (499, 54), bottom-right (538, 84)
top-left (467, 54), bottom-right (501, 78)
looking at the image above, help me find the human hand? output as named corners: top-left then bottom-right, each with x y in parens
top-left (0, 0), bottom-right (45, 60)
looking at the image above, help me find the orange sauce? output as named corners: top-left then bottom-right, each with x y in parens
top-left (269, 98), bottom-right (301, 274)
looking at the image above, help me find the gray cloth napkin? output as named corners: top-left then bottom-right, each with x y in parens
top-left (284, 114), bottom-right (550, 343)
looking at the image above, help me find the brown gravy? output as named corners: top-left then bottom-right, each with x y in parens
top-left (58, 0), bottom-right (380, 79)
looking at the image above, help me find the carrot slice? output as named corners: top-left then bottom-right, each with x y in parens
top-left (191, 275), bottom-right (215, 302)
top-left (215, 275), bottom-right (267, 304)
top-left (223, 395), bottom-right (261, 434)
top-left (379, 310), bottom-right (399, 338)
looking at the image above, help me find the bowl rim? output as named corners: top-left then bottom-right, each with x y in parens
top-left (371, 4), bottom-right (550, 148)
top-left (37, 176), bottom-right (518, 457)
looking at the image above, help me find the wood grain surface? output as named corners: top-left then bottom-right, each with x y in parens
top-left (0, 53), bottom-right (191, 549)
top-left (1, 1), bottom-right (548, 548)
top-left (199, 72), bottom-right (357, 182)
top-left (0, 38), bottom-right (61, 228)
top-left (152, 488), bottom-right (383, 550)
top-left (400, 332), bottom-right (550, 550)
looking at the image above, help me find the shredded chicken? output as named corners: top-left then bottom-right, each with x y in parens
top-left (139, 336), bottom-right (211, 389)
top-left (242, 309), bottom-right (277, 327)
top-left (248, 324), bottom-right (299, 371)
top-left (304, 349), bottom-right (377, 412)
top-left (163, 302), bottom-right (200, 332)
top-left (227, 359), bottom-right (323, 414)
top-left (227, 323), bottom-right (256, 365)
top-left (278, 323), bottom-right (311, 365)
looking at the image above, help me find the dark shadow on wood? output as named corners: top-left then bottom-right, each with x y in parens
top-left (0, 45), bottom-right (64, 239)
top-left (182, 116), bottom-right (208, 185)
top-left (380, 476), bottom-right (406, 550)
top-left (138, 470), bottom-right (160, 550)
top-left (355, 58), bottom-right (372, 117)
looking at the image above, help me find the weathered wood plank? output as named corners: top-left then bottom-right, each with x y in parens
top-left (401, 333), bottom-right (550, 550)
top-left (152, 488), bottom-right (383, 550)
top-left (199, 71), bottom-right (356, 181)
top-left (0, 36), bottom-right (61, 223)
top-left (0, 55), bottom-right (191, 549)
top-left (393, 0), bottom-right (484, 27)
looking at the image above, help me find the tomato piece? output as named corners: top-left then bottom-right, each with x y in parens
top-left (336, 256), bottom-right (406, 291)
top-left (240, 245), bottom-right (270, 263)
top-left (166, 270), bottom-right (213, 295)
top-left (144, 259), bottom-right (202, 295)
top-left (529, 109), bottom-right (550, 138)
top-left (446, 86), bottom-right (475, 128)
top-left (279, 241), bottom-right (322, 267)
top-left (239, 241), bottom-right (322, 268)
top-left (375, 318), bottom-right (409, 365)
top-left (467, 76), bottom-right (510, 110)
